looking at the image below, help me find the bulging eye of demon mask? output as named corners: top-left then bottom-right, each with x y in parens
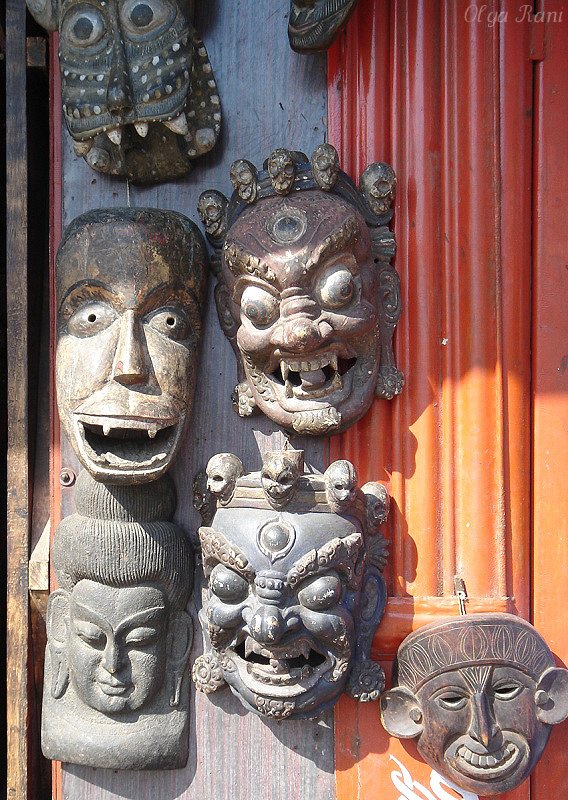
top-left (26, 0), bottom-right (221, 184)
top-left (192, 450), bottom-right (390, 719)
top-left (380, 614), bottom-right (568, 795)
top-left (55, 208), bottom-right (207, 483)
top-left (197, 145), bottom-right (403, 436)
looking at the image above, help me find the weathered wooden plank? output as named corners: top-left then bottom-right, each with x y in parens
top-left (6, 2), bottom-right (30, 798)
top-left (58, 1), bottom-right (333, 798)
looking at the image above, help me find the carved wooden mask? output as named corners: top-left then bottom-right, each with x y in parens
top-left (288, 0), bottom-right (360, 53)
top-left (198, 146), bottom-right (403, 436)
top-left (42, 471), bottom-right (194, 769)
top-left (381, 614), bottom-right (568, 795)
top-left (192, 450), bottom-right (390, 719)
top-left (26, 0), bottom-right (221, 183)
top-left (55, 208), bottom-right (207, 484)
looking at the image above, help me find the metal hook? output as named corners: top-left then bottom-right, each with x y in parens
top-left (454, 576), bottom-right (468, 615)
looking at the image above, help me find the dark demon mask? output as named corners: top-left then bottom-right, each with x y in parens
top-left (198, 145), bottom-right (403, 436)
top-left (26, 0), bottom-right (220, 183)
top-left (380, 614), bottom-right (568, 795)
top-left (288, 0), bottom-right (360, 53)
top-left (42, 471), bottom-right (194, 769)
top-left (55, 208), bottom-right (207, 484)
top-left (192, 449), bottom-right (390, 719)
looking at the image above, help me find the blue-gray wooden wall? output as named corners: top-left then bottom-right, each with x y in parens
top-left (58, 1), bottom-right (335, 798)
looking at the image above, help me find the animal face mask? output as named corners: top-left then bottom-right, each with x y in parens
top-left (198, 146), bottom-right (403, 436)
top-left (26, 0), bottom-right (221, 183)
top-left (381, 614), bottom-right (568, 795)
top-left (192, 450), bottom-right (390, 719)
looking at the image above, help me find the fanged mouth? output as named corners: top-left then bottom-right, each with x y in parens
top-left (76, 416), bottom-right (180, 471)
top-left (271, 353), bottom-right (357, 399)
top-left (69, 107), bottom-right (191, 153)
top-left (231, 636), bottom-right (332, 688)
top-left (454, 741), bottom-right (521, 777)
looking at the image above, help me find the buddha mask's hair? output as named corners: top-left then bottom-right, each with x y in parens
top-left (53, 472), bottom-right (193, 611)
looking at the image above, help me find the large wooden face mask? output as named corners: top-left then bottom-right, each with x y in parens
top-left (192, 451), bottom-right (390, 719)
top-left (26, 0), bottom-right (221, 183)
top-left (198, 146), bottom-right (403, 436)
top-left (56, 208), bottom-right (207, 483)
top-left (381, 614), bottom-right (568, 795)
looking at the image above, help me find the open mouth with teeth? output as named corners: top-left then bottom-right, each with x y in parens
top-left (228, 635), bottom-right (335, 694)
top-left (451, 740), bottom-right (524, 780)
top-left (270, 353), bottom-right (357, 400)
top-left (74, 415), bottom-right (182, 477)
top-left (70, 105), bottom-right (191, 152)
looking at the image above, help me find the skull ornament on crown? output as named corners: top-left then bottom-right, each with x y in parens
top-left (380, 614), bottom-right (568, 795)
top-left (192, 449), bottom-right (390, 719)
top-left (26, 0), bottom-right (221, 183)
top-left (197, 145), bottom-right (403, 436)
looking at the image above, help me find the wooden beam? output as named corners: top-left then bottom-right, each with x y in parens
top-left (6, 1), bottom-right (30, 798)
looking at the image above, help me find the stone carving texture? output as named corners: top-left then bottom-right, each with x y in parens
top-left (55, 207), bottom-right (207, 484)
top-left (42, 470), bottom-right (194, 769)
top-left (380, 613), bottom-right (568, 795)
top-left (288, 0), bottom-right (360, 53)
top-left (198, 145), bottom-right (403, 436)
top-left (26, 0), bottom-right (221, 183)
top-left (192, 450), bottom-right (389, 719)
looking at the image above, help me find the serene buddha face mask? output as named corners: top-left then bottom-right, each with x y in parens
top-left (198, 146), bottom-right (402, 436)
top-left (26, 0), bottom-right (220, 183)
top-left (380, 614), bottom-right (568, 795)
top-left (55, 208), bottom-right (207, 483)
top-left (42, 471), bottom-right (194, 769)
top-left (192, 450), bottom-right (390, 719)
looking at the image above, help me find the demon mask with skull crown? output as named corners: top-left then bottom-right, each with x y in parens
top-left (192, 449), bottom-right (390, 720)
top-left (26, 0), bottom-right (221, 183)
top-left (55, 208), bottom-right (207, 484)
top-left (197, 145), bottom-right (402, 436)
top-left (42, 471), bottom-right (194, 769)
top-left (380, 614), bottom-right (568, 795)
top-left (288, 0), bottom-right (360, 53)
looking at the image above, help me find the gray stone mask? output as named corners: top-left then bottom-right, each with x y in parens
top-left (42, 471), bottom-right (194, 769)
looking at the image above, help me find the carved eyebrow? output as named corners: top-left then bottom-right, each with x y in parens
top-left (287, 532), bottom-right (363, 589)
top-left (70, 600), bottom-right (112, 632)
top-left (137, 282), bottom-right (201, 316)
top-left (114, 605), bottom-right (167, 637)
top-left (59, 280), bottom-right (119, 315)
top-left (199, 526), bottom-right (256, 581)
top-left (304, 216), bottom-right (361, 272)
top-left (223, 242), bottom-right (277, 285)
